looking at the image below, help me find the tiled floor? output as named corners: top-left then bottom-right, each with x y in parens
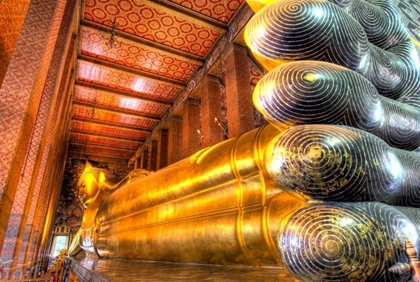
top-left (69, 256), bottom-right (299, 282)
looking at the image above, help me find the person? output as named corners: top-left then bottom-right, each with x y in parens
top-left (69, 0), bottom-right (420, 281)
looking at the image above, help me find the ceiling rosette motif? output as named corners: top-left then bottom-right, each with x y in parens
top-left (69, 0), bottom-right (252, 163)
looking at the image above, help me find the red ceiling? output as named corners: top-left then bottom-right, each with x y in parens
top-left (68, 0), bottom-right (256, 163)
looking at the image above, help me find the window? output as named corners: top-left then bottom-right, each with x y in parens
top-left (50, 235), bottom-right (69, 257)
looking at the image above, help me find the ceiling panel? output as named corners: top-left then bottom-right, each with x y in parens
top-left (80, 25), bottom-right (201, 82)
top-left (72, 120), bottom-right (148, 140)
top-left (68, 0), bottom-right (248, 163)
top-left (71, 132), bottom-right (141, 149)
top-left (83, 0), bottom-right (223, 57)
top-left (74, 84), bottom-right (170, 116)
top-left (70, 142), bottom-right (135, 156)
top-left (77, 60), bottom-right (182, 101)
top-left (73, 104), bottom-right (158, 129)
top-left (167, 0), bottom-right (245, 23)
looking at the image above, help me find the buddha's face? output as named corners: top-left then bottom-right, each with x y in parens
top-left (78, 173), bottom-right (99, 207)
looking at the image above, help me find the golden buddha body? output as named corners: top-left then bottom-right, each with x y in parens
top-left (69, 0), bottom-right (420, 281)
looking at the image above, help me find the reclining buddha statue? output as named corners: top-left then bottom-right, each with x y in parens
top-left (69, 0), bottom-right (420, 281)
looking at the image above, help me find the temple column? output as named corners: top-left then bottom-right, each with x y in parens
top-left (142, 149), bottom-right (150, 170)
top-left (0, 0), bottom-right (31, 86)
top-left (31, 133), bottom-right (69, 269)
top-left (224, 44), bottom-right (255, 138)
top-left (182, 98), bottom-right (201, 158)
top-left (25, 62), bottom-right (74, 271)
top-left (150, 140), bottom-right (158, 171)
top-left (134, 154), bottom-right (141, 170)
top-left (4, 0), bottom-right (76, 277)
top-left (168, 116), bottom-right (183, 165)
top-left (139, 154), bottom-right (144, 170)
top-left (1, 0), bottom-right (76, 277)
top-left (200, 75), bottom-right (224, 148)
top-left (0, 0), bottom-right (70, 274)
top-left (159, 129), bottom-right (169, 169)
top-left (24, 44), bottom-right (76, 277)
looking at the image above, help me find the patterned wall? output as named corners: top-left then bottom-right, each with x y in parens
top-left (0, 0), bottom-right (31, 85)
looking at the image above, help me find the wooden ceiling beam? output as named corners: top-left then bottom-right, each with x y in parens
top-left (69, 149), bottom-right (132, 158)
top-left (73, 100), bottom-right (161, 121)
top-left (149, 0), bottom-right (228, 30)
top-left (78, 54), bottom-right (186, 87)
top-left (71, 118), bottom-right (150, 133)
top-left (69, 141), bottom-right (138, 152)
top-left (70, 129), bottom-right (145, 142)
top-left (129, 4), bottom-right (254, 163)
top-left (75, 81), bottom-right (173, 106)
top-left (68, 151), bottom-right (131, 163)
top-left (80, 20), bottom-right (205, 62)
top-left (71, 116), bottom-right (154, 132)
top-left (70, 130), bottom-right (142, 146)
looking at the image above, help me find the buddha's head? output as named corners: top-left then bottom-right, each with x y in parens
top-left (77, 161), bottom-right (107, 207)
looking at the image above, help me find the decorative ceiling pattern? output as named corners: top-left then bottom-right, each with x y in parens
top-left (77, 60), bottom-right (182, 100)
top-left (70, 143), bottom-right (135, 157)
top-left (249, 61), bottom-right (264, 85)
top-left (167, 0), bottom-right (245, 23)
top-left (73, 104), bottom-right (158, 129)
top-left (74, 85), bottom-right (170, 115)
top-left (80, 26), bottom-right (201, 82)
top-left (83, 0), bottom-right (223, 57)
top-left (69, 0), bottom-right (248, 163)
top-left (71, 132), bottom-right (141, 149)
top-left (72, 120), bottom-right (148, 139)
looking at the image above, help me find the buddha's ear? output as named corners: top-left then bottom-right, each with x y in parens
top-left (85, 160), bottom-right (92, 169)
top-left (99, 171), bottom-right (106, 184)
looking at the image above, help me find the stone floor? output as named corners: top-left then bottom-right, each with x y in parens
top-left (68, 256), bottom-right (299, 282)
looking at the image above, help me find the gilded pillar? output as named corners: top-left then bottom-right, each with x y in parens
top-left (200, 75), bottom-right (224, 148)
top-left (224, 44), bottom-right (255, 138)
